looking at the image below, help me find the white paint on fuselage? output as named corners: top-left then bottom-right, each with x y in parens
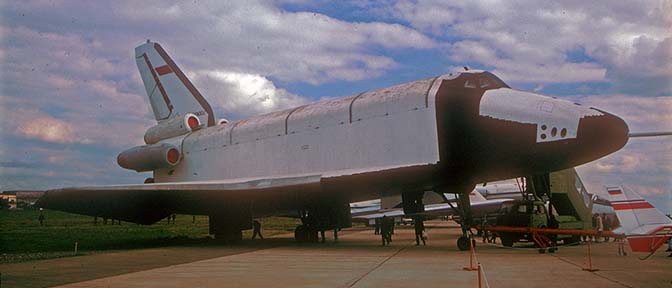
top-left (479, 88), bottom-right (603, 143)
top-left (155, 77), bottom-right (443, 182)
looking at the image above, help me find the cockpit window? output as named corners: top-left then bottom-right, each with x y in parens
top-left (481, 72), bottom-right (509, 89)
top-left (464, 79), bottom-right (477, 88)
top-left (460, 72), bottom-right (509, 90)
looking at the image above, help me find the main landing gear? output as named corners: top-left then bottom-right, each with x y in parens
top-left (294, 204), bottom-right (352, 243)
top-left (294, 224), bottom-right (319, 243)
top-left (209, 207), bottom-right (253, 242)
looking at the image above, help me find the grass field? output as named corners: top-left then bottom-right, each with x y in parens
top-left (0, 209), bottom-right (301, 262)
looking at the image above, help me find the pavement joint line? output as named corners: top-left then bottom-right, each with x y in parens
top-left (343, 242), bottom-right (411, 288)
top-left (479, 240), bottom-right (636, 288)
top-left (549, 253), bottom-right (634, 288)
top-left (344, 225), bottom-right (438, 288)
top-left (481, 240), bottom-right (635, 288)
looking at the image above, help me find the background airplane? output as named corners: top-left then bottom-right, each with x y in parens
top-left (37, 41), bottom-right (631, 249)
top-left (607, 185), bottom-right (672, 256)
top-left (351, 190), bottom-right (514, 223)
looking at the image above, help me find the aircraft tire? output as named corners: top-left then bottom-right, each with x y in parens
top-left (500, 233), bottom-right (515, 247)
top-left (457, 236), bottom-right (471, 251)
top-left (295, 225), bottom-right (309, 242)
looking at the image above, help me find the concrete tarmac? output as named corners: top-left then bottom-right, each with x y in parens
top-left (2, 221), bottom-right (670, 288)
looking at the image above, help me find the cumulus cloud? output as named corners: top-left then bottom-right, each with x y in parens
top-left (19, 116), bottom-right (79, 144)
top-left (575, 95), bottom-right (671, 198)
top-left (192, 70), bottom-right (310, 118)
top-left (390, 0), bottom-right (671, 92)
top-left (575, 95), bottom-right (672, 132)
top-left (2, 1), bottom-right (434, 84)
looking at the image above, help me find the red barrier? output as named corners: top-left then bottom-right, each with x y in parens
top-left (582, 240), bottom-right (600, 272)
top-left (463, 238), bottom-right (478, 271)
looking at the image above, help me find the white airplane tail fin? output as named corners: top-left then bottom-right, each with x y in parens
top-left (469, 190), bottom-right (487, 203)
top-left (135, 41), bottom-right (215, 126)
top-left (606, 186), bottom-right (672, 253)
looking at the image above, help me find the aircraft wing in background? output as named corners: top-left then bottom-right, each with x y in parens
top-left (351, 191), bottom-right (514, 222)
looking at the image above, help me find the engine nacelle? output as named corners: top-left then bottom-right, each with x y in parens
top-left (117, 143), bottom-right (181, 172)
top-left (144, 113), bottom-right (200, 144)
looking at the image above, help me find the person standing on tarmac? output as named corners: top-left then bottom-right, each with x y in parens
top-left (380, 216), bottom-right (391, 246)
top-left (252, 219), bottom-right (264, 239)
top-left (38, 209), bottom-right (45, 226)
top-left (602, 213), bottom-right (612, 242)
top-left (320, 228), bottom-right (327, 243)
top-left (333, 224), bottom-right (340, 243)
top-left (414, 216), bottom-right (426, 246)
top-left (595, 213), bottom-right (604, 242)
top-left (385, 216), bottom-right (394, 243)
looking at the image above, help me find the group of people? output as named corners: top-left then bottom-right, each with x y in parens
top-left (374, 215), bottom-right (427, 246)
top-left (252, 219), bottom-right (340, 243)
top-left (94, 217), bottom-right (122, 225)
top-left (585, 213), bottom-right (614, 242)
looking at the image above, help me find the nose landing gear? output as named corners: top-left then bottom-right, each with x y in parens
top-left (457, 235), bottom-right (476, 251)
top-left (455, 189), bottom-right (475, 251)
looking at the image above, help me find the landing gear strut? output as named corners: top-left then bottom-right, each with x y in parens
top-left (294, 208), bottom-right (320, 243)
top-left (294, 203), bottom-right (352, 243)
top-left (294, 224), bottom-right (318, 243)
top-left (208, 205), bottom-right (253, 242)
top-left (209, 213), bottom-right (250, 242)
top-left (454, 191), bottom-right (474, 251)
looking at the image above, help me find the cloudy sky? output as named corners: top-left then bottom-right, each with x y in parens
top-left (1, 1), bottom-right (670, 212)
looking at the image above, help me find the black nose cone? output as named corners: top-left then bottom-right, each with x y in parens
top-left (576, 109), bottom-right (629, 161)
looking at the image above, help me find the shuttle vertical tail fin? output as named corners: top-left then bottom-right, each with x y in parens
top-left (135, 41), bottom-right (215, 126)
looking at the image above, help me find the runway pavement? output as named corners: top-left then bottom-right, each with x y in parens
top-left (2, 221), bottom-right (670, 288)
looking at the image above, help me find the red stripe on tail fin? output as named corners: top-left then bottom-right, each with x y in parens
top-left (607, 189), bottom-right (623, 195)
top-left (155, 65), bottom-right (173, 76)
top-left (612, 202), bottom-right (654, 210)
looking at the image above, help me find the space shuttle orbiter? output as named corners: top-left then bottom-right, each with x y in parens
top-left (38, 41), bottom-right (630, 248)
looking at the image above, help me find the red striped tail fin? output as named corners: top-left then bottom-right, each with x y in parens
top-left (606, 185), bottom-right (672, 253)
top-left (135, 41), bottom-right (215, 127)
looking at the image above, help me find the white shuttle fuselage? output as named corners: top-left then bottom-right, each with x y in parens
top-left (163, 76), bottom-right (442, 183)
